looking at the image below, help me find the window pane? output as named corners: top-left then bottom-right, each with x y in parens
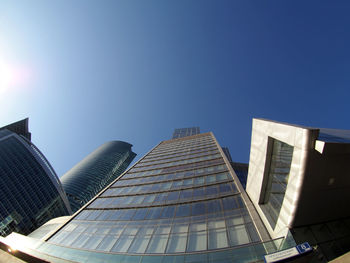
top-left (147, 235), bottom-right (169, 253)
top-left (146, 207), bottom-right (163, 219)
top-left (208, 229), bottom-right (228, 249)
top-left (172, 224), bottom-right (189, 233)
top-left (190, 222), bottom-right (206, 232)
top-left (192, 203), bottom-right (206, 216)
top-left (133, 208), bottom-right (149, 220)
top-left (176, 204), bottom-right (191, 217)
top-left (167, 233), bottom-right (187, 253)
top-left (96, 235), bottom-right (118, 252)
top-left (111, 236), bottom-right (134, 252)
top-left (71, 233), bottom-right (90, 248)
top-left (208, 219), bottom-right (225, 229)
top-left (167, 191), bottom-right (180, 201)
top-left (194, 177), bottom-right (205, 185)
top-left (187, 231), bottom-right (207, 252)
top-left (119, 209), bottom-right (136, 220)
top-left (228, 225), bottom-right (250, 246)
top-left (108, 210), bottom-right (124, 220)
top-left (128, 235), bottom-right (151, 253)
top-left (207, 200), bottom-right (222, 214)
top-left (82, 235), bottom-right (104, 250)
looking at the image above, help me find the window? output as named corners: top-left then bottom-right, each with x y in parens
top-left (260, 139), bottom-right (293, 229)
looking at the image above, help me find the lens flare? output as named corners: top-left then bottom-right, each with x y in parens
top-left (0, 59), bottom-right (32, 94)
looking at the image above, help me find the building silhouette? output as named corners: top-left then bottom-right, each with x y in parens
top-left (60, 141), bottom-right (136, 213)
top-left (0, 119), bottom-right (71, 237)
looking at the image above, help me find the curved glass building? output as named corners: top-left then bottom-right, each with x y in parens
top-left (60, 141), bottom-right (136, 213)
top-left (0, 119), bottom-right (72, 237)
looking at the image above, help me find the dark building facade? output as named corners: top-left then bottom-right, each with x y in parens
top-left (230, 162), bottom-right (248, 189)
top-left (0, 119), bottom-right (71, 237)
top-left (172, 127), bottom-right (200, 139)
top-left (60, 141), bottom-right (136, 213)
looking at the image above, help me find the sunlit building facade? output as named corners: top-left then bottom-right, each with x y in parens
top-left (246, 119), bottom-right (350, 261)
top-left (0, 119), bottom-right (71, 237)
top-left (3, 121), bottom-right (349, 262)
top-left (0, 131), bottom-right (284, 263)
top-left (60, 141), bottom-right (136, 213)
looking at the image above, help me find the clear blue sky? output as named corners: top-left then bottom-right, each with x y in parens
top-left (1, 1), bottom-right (350, 176)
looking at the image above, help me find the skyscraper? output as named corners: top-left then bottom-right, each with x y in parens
top-left (2, 123), bottom-right (349, 262)
top-left (0, 119), bottom-right (71, 237)
top-left (60, 141), bottom-right (136, 213)
top-left (172, 127), bottom-right (200, 139)
top-left (0, 129), bottom-right (282, 263)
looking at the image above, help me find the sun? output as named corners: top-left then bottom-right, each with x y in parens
top-left (0, 59), bottom-right (32, 94)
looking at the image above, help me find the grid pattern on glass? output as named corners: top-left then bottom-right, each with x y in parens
top-left (49, 204), bottom-right (260, 254)
top-left (121, 162), bottom-right (227, 181)
top-left (148, 138), bottom-right (214, 157)
top-left (137, 148), bottom-right (219, 167)
top-left (111, 165), bottom-right (228, 187)
top-left (141, 145), bottom-right (218, 164)
top-left (124, 158), bottom-right (224, 180)
top-left (129, 153), bottom-right (222, 173)
top-left (39, 237), bottom-right (282, 263)
top-left (261, 139), bottom-right (293, 229)
top-left (48, 133), bottom-right (262, 256)
top-left (106, 172), bottom-right (233, 196)
top-left (147, 142), bottom-right (216, 159)
top-left (91, 182), bottom-right (238, 208)
top-left (151, 136), bottom-right (213, 152)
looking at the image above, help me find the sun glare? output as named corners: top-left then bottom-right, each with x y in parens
top-left (0, 59), bottom-right (32, 94)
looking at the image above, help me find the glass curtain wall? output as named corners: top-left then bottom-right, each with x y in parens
top-left (41, 133), bottom-right (275, 262)
top-left (261, 139), bottom-right (294, 228)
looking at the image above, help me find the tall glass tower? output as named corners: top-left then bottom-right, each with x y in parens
top-left (0, 119), bottom-right (71, 237)
top-left (7, 130), bottom-right (286, 263)
top-left (60, 141), bottom-right (136, 213)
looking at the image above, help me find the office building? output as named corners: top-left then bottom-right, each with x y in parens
top-left (0, 119), bottom-right (71, 237)
top-left (246, 119), bottom-right (350, 261)
top-left (0, 129), bottom-right (282, 263)
top-left (60, 141), bottom-right (136, 213)
top-left (221, 147), bottom-right (249, 188)
top-left (1, 122), bottom-right (349, 262)
top-left (172, 127), bottom-right (200, 139)
top-left (230, 162), bottom-right (248, 189)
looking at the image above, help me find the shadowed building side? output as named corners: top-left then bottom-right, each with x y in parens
top-left (0, 120), bottom-right (71, 237)
top-left (60, 141), bottom-right (136, 213)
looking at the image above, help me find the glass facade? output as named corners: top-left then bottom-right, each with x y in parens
top-left (260, 139), bottom-right (293, 229)
top-left (33, 133), bottom-right (283, 262)
top-left (172, 127), bottom-right (200, 139)
top-left (0, 129), bottom-right (71, 237)
top-left (60, 141), bottom-right (136, 213)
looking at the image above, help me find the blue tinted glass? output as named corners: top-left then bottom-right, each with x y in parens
top-left (160, 206), bottom-right (176, 219)
top-left (222, 197), bottom-right (237, 211)
top-left (118, 209), bottom-right (135, 220)
top-left (176, 204), bottom-right (191, 217)
top-left (205, 186), bottom-right (218, 195)
top-left (219, 183), bottom-right (231, 193)
top-left (146, 207), bottom-right (163, 219)
top-left (192, 203), bottom-right (206, 216)
top-left (207, 200), bottom-right (222, 214)
top-left (167, 191), bottom-right (180, 201)
top-left (193, 188), bottom-right (205, 198)
top-left (133, 208), bottom-right (149, 220)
